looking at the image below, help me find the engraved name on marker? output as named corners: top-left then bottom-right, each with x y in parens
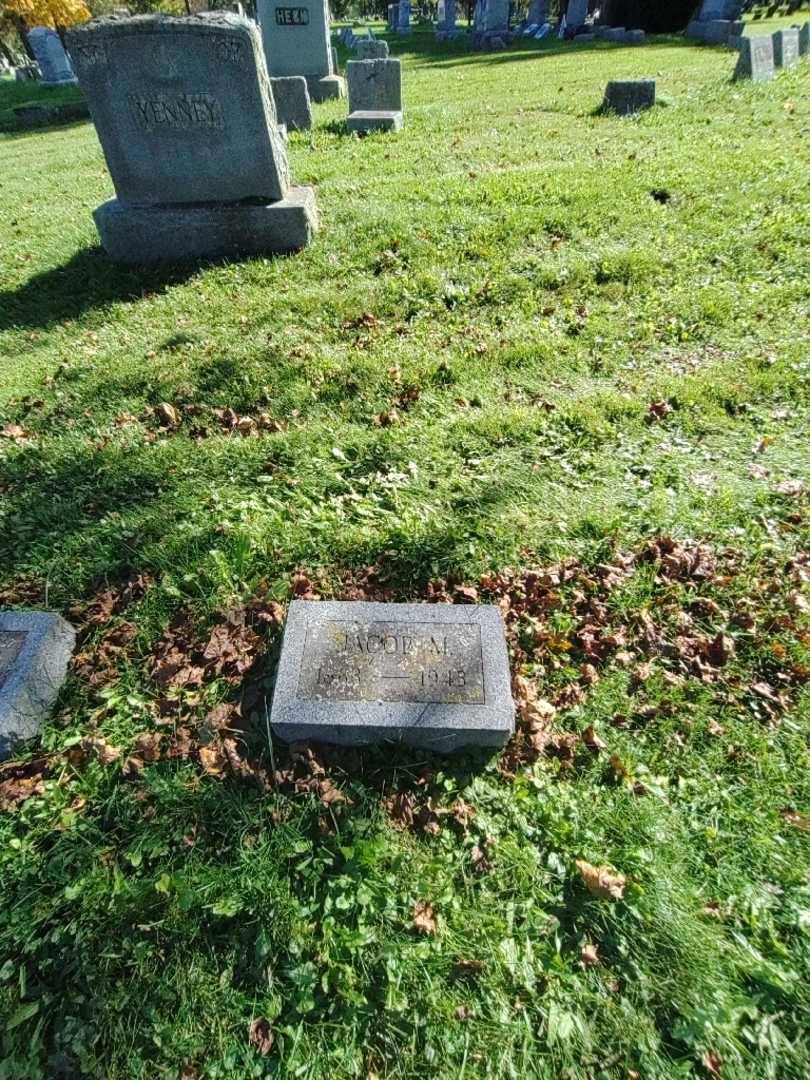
top-left (128, 93), bottom-right (224, 131)
top-left (298, 620), bottom-right (486, 705)
top-left (275, 6), bottom-right (310, 25)
top-left (0, 632), bottom-right (26, 692)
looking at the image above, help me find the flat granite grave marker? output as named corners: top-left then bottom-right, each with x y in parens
top-left (602, 78), bottom-right (655, 114)
top-left (734, 35), bottom-right (774, 81)
top-left (271, 601), bottom-right (514, 750)
top-left (257, 0), bottom-right (344, 101)
top-left (346, 56), bottom-right (402, 133)
top-left (27, 26), bottom-right (78, 86)
top-left (0, 612), bottom-right (75, 760)
top-left (772, 28), bottom-right (799, 69)
top-left (67, 14), bottom-right (317, 264)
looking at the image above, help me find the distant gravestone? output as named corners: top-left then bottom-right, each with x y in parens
top-left (355, 37), bottom-right (389, 58)
top-left (799, 22), bottom-right (809, 56)
top-left (566, 0), bottom-right (588, 30)
top-left (472, 0), bottom-right (509, 46)
top-left (271, 75), bottom-right (313, 130)
top-left (625, 29), bottom-right (646, 44)
top-left (602, 78), bottom-right (655, 114)
top-left (0, 612), bottom-right (75, 760)
top-left (27, 26), bottom-right (77, 86)
top-left (347, 56), bottom-right (402, 132)
top-left (527, 0), bottom-right (548, 25)
top-left (271, 601), bottom-right (514, 750)
top-left (734, 35), bottom-right (774, 81)
top-left (258, 0), bottom-right (344, 101)
top-left (388, 4), bottom-right (399, 31)
top-left (604, 27), bottom-right (626, 42)
top-left (772, 28), bottom-right (799, 68)
top-left (697, 0), bottom-right (741, 18)
top-left (68, 14), bottom-right (317, 263)
top-left (436, 0), bottom-right (462, 40)
top-left (398, 0), bottom-right (412, 34)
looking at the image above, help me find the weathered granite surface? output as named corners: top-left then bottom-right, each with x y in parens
top-left (271, 75), bottom-right (313, 130)
top-left (602, 78), bottom-right (655, 114)
top-left (347, 57), bottom-right (402, 112)
top-left (68, 14), bottom-right (290, 207)
top-left (347, 109), bottom-right (402, 133)
top-left (0, 612), bottom-right (75, 760)
top-left (773, 28), bottom-right (799, 68)
top-left (734, 35), bottom-right (774, 81)
top-left (258, 0), bottom-right (345, 97)
top-left (271, 601), bottom-right (514, 750)
top-left (93, 190), bottom-right (318, 264)
top-left (355, 38), bottom-right (389, 58)
top-left (28, 26), bottom-right (77, 86)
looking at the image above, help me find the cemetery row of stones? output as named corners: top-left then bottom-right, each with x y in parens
top-left (55, 9), bottom-right (407, 264)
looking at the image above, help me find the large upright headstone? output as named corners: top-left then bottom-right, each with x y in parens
top-left (258, 0), bottom-right (344, 101)
top-left (27, 26), bottom-right (77, 86)
top-left (0, 612), bottom-right (75, 760)
top-left (733, 35), bottom-right (774, 81)
top-left (271, 601), bottom-right (514, 751)
top-left (772, 28), bottom-right (800, 68)
top-left (346, 56), bottom-right (403, 132)
top-left (68, 14), bottom-right (317, 263)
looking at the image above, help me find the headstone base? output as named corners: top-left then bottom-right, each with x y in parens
top-left (93, 189), bottom-right (318, 265)
top-left (306, 73), bottom-right (346, 102)
top-left (271, 76), bottom-right (313, 132)
top-left (42, 76), bottom-right (79, 88)
top-left (347, 109), bottom-right (403, 133)
top-left (1, 612), bottom-right (75, 760)
top-left (13, 101), bottom-right (89, 129)
top-left (602, 79), bottom-right (656, 115)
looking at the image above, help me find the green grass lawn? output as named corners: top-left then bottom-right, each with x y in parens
top-left (1, 20), bottom-right (809, 1080)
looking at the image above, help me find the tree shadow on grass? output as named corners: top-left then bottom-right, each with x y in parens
top-left (0, 244), bottom-right (205, 334)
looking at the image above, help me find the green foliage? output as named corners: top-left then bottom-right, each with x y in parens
top-left (1, 22), bottom-right (810, 1080)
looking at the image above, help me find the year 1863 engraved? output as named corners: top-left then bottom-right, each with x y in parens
top-left (297, 621), bottom-right (485, 705)
top-left (0, 631), bottom-right (26, 692)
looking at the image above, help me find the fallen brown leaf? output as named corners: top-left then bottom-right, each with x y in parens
top-left (413, 900), bottom-right (437, 935)
top-left (248, 1017), bottom-right (274, 1056)
top-left (579, 943), bottom-right (600, 967)
top-left (576, 859), bottom-right (626, 901)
